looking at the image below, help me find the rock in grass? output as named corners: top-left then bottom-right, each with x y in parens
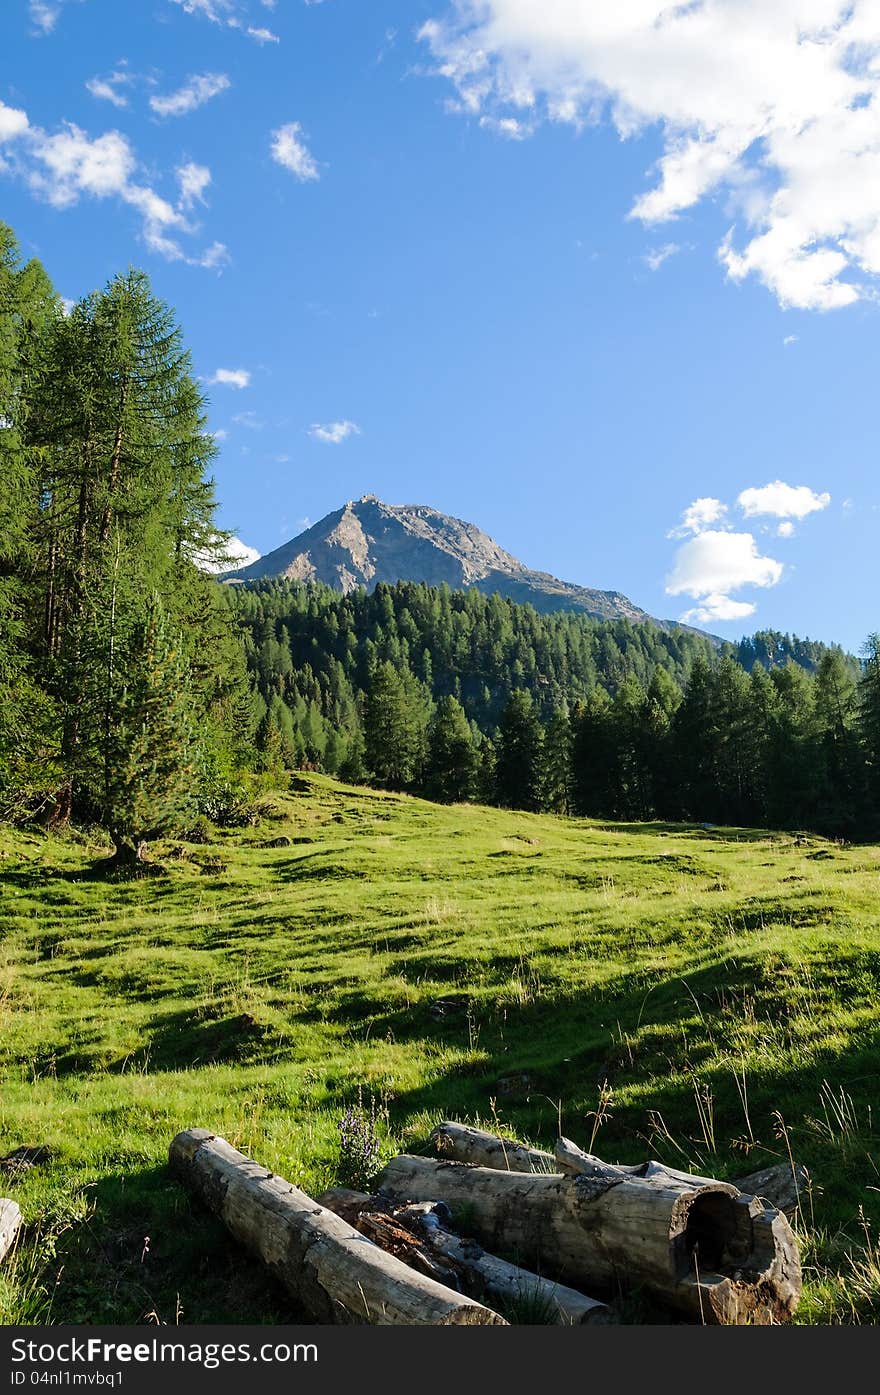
top-left (0, 1146), bottom-right (51, 1178)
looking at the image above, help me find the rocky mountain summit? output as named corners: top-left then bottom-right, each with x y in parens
top-left (227, 495), bottom-right (654, 623)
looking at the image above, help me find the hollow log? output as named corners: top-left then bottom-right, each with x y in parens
top-left (318, 1188), bottom-right (613, 1325)
top-left (431, 1122), bottom-right (555, 1173)
top-left (169, 1129), bottom-right (505, 1325)
top-left (435, 1123), bottom-right (807, 1219)
top-left (0, 1198), bottom-right (22, 1265)
top-left (377, 1154), bottom-right (801, 1324)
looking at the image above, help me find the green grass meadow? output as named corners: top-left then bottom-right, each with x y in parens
top-left (2, 774), bottom-right (880, 1323)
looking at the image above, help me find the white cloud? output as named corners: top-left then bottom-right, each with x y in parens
top-left (208, 367), bottom-right (251, 389)
top-left (644, 242), bottom-right (681, 271)
top-left (479, 114), bottom-right (530, 140)
top-left (196, 535), bottom-right (261, 573)
top-left (420, 2), bottom-right (880, 309)
top-left (308, 420), bottom-right (360, 444)
top-left (225, 538), bottom-right (261, 569)
top-left (777, 521), bottom-right (796, 538)
top-left (0, 105), bottom-right (224, 269)
top-left (737, 480), bottom-right (831, 519)
top-left (232, 410), bottom-right (265, 429)
top-left (680, 594), bottom-right (757, 626)
top-left (271, 123), bottom-right (319, 181)
top-left (169, 0), bottom-right (235, 20)
top-left (150, 73), bottom-right (230, 119)
top-left (168, 0), bottom-right (282, 41)
top-left (197, 241), bottom-right (231, 270)
top-left (667, 529), bottom-right (783, 603)
top-left (29, 1), bottom-right (62, 33)
top-left (86, 74), bottom-right (131, 109)
top-left (0, 102), bottom-right (29, 143)
top-left (177, 161), bottom-right (211, 208)
top-left (783, 334), bottom-right (798, 346)
top-left (668, 496), bottom-right (727, 538)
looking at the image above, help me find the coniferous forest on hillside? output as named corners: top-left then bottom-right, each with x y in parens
top-left (3, 219), bottom-right (880, 849)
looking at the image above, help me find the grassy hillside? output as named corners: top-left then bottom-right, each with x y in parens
top-left (2, 775), bottom-right (880, 1324)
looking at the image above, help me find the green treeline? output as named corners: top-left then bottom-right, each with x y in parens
top-left (0, 224), bottom-right (255, 859)
top-left (230, 579), bottom-right (880, 839)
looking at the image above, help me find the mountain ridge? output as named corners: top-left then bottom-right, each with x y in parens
top-left (226, 494), bottom-right (671, 627)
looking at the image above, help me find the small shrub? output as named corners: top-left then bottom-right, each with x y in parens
top-left (336, 1090), bottom-right (387, 1191)
top-left (198, 782), bottom-right (261, 829)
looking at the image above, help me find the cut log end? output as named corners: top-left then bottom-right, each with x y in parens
top-left (0, 1198), bottom-right (23, 1266)
top-left (378, 1153), bottom-right (801, 1325)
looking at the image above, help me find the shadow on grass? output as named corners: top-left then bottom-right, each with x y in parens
top-left (43, 1163), bottom-right (305, 1325)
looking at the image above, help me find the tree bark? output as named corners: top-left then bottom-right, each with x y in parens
top-left (318, 1189), bottom-right (614, 1325)
top-left (0, 1198), bottom-right (22, 1266)
top-left (431, 1121), bottom-right (555, 1173)
top-left (735, 1162), bottom-right (809, 1220)
top-left (168, 1130), bottom-right (506, 1325)
top-left (434, 1122), bottom-right (807, 1219)
top-left (377, 1154), bottom-right (801, 1324)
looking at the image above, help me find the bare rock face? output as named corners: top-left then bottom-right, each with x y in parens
top-left (225, 495), bottom-right (652, 623)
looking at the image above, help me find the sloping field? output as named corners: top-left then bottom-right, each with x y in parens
top-left (2, 775), bottom-right (879, 1323)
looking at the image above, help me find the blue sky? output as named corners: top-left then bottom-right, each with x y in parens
top-left (2, 1), bottom-right (878, 650)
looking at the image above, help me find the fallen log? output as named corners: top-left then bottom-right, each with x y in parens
top-left (0, 1198), bottom-right (22, 1265)
top-left (556, 1137), bottom-right (721, 1188)
top-left (318, 1188), bottom-right (614, 1325)
top-left (559, 1143), bottom-right (808, 1220)
top-left (377, 1154), bottom-right (801, 1324)
top-left (736, 1162), bottom-right (809, 1220)
top-left (169, 1130), bottom-right (505, 1325)
top-left (431, 1122), bottom-right (555, 1173)
top-left (435, 1123), bottom-right (808, 1218)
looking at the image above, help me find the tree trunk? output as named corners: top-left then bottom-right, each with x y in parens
top-left (434, 1122), bottom-right (807, 1219)
top-left (168, 1130), bottom-right (506, 1325)
top-left (376, 1154), bottom-right (801, 1324)
top-left (431, 1121), bottom-right (554, 1172)
top-left (318, 1189), bottom-right (614, 1325)
top-left (735, 1162), bottom-right (809, 1220)
top-left (0, 1198), bottom-right (22, 1266)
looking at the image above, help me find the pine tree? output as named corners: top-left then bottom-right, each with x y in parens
top-left (858, 634), bottom-right (880, 834)
top-left (495, 691), bottom-right (544, 810)
top-left (571, 688), bottom-right (615, 816)
top-left (0, 225), bottom-right (61, 813)
top-left (814, 649), bottom-right (862, 836)
top-left (541, 707), bottom-right (573, 814)
top-left (26, 268), bottom-right (226, 827)
top-left (98, 601), bottom-right (196, 865)
top-left (423, 695), bottom-right (478, 803)
top-left (363, 661), bottom-right (429, 790)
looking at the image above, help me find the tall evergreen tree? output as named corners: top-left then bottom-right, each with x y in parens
top-left (541, 706), bottom-right (573, 814)
top-left (26, 268), bottom-right (226, 825)
top-left (495, 691), bottom-right (543, 810)
top-left (423, 695), bottom-right (478, 803)
top-left (363, 661), bottom-right (429, 790)
top-left (97, 600), bottom-right (197, 864)
top-left (858, 634), bottom-right (880, 833)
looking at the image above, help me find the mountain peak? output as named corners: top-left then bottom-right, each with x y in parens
top-left (226, 496), bottom-right (655, 624)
